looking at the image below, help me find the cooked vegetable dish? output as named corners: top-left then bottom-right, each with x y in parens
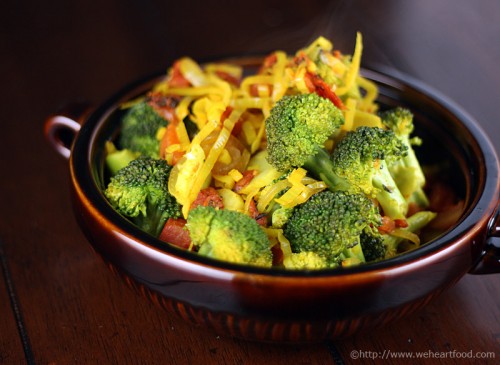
top-left (103, 34), bottom-right (454, 270)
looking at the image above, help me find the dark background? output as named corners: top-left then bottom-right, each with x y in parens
top-left (1, 0), bottom-right (499, 364)
top-left (3, 0), bottom-right (500, 147)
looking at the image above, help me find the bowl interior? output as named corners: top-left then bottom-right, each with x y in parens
top-left (73, 64), bottom-right (495, 276)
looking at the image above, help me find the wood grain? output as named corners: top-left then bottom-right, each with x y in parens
top-left (0, 244), bottom-right (28, 365)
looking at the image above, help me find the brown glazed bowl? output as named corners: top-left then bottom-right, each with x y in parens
top-left (45, 62), bottom-right (500, 343)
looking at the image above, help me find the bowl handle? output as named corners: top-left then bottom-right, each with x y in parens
top-left (44, 102), bottom-right (93, 159)
top-left (469, 202), bottom-right (500, 274)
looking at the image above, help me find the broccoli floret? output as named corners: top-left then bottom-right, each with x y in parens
top-left (265, 93), bottom-right (350, 190)
top-left (283, 251), bottom-right (327, 270)
top-left (119, 100), bottom-right (167, 158)
top-left (332, 126), bottom-right (409, 220)
top-left (359, 231), bottom-right (386, 262)
top-left (283, 190), bottom-right (381, 268)
top-left (265, 95), bottom-right (409, 221)
top-left (104, 156), bottom-right (181, 236)
top-left (186, 206), bottom-right (273, 267)
top-left (271, 206), bottom-right (294, 228)
top-left (380, 107), bottom-right (429, 208)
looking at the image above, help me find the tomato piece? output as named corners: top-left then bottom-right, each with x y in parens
top-left (250, 52), bottom-right (278, 94)
top-left (305, 72), bottom-right (346, 110)
top-left (159, 218), bottom-right (192, 249)
top-left (159, 122), bottom-right (184, 164)
top-left (231, 118), bottom-right (245, 137)
top-left (190, 187), bottom-right (224, 210)
top-left (248, 199), bottom-right (268, 227)
top-left (147, 92), bottom-right (179, 123)
top-left (146, 92), bottom-right (185, 163)
top-left (378, 216), bottom-right (396, 234)
top-left (214, 70), bottom-right (241, 86)
top-left (394, 219), bottom-right (409, 228)
top-left (304, 73), bottom-right (316, 92)
top-left (168, 61), bottom-right (191, 88)
top-left (221, 106), bottom-right (244, 136)
top-left (292, 51), bottom-right (308, 66)
top-left (249, 83), bottom-right (273, 97)
top-left (220, 106), bottom-right (233, 122)
top-left (258, 53), bottom-right (278, 74)
top-left (233, 170), bottom-right (257, 192)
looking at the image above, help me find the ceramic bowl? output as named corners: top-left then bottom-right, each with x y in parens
top-left (45, 62), bottom-right (500, 343)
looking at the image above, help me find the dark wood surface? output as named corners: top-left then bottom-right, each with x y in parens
top-left (1, 0), bottom-right (499, 364)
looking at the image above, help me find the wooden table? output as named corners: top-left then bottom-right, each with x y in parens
top-left (1, 0), bottom-right (499, 363)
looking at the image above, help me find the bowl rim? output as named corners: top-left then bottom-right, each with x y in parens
top-left (69, 64), bottom-right (500, 278)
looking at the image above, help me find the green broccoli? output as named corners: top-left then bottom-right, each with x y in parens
top-left (104, 141), bottom-right (140, 176)
top-left (271, 206), bottom-right (294, 228)
top-left (302, 45), bottom-right (338, 87)
top-left (331, 126), bottom-right (409, 220)
top-left (106, 148), bottom-right (140, 176)
top-left (384, 210), bottom-right (437, 258)
top-left (186, 206), bottom-right (273, 267)
top-left (119, 100), bottom-right (167, 158)
top-left (265, 93), bottom-right (350, 191)
top-left (283, 251), bottom-right (327, 270)
top-left (283, 190), bottom-right (382, 268)
top-left (359, 231), bottom-right (386, 262)
top-left (380, 107), bottom-right (429, 208)
top-left (264, 95), bottom-right (408, 221)
top-left (104, 156), bottom-right (181, 236)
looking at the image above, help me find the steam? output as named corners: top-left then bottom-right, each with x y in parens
top-left (242, 1), bottom-right (356, 56)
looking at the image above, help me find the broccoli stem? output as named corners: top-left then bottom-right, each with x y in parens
top-left (401, 144), bottom-right (430, 209)
top-left (303, 147), bottom-right (352, 192)
top-left (409, 188), bottom-right (430, 209)
top-left (384, 210), bottom-right (437, 257)
top-left (131, 200), bottom-right (167, 237)
top-left (341, 241), bottom-right (366, 266)
top-left (402, 145), bottom-right (426, 188)
top-left (106, 148), bottom-right (140, 176)
top-left (372, 160), bottom-right (408, 220)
